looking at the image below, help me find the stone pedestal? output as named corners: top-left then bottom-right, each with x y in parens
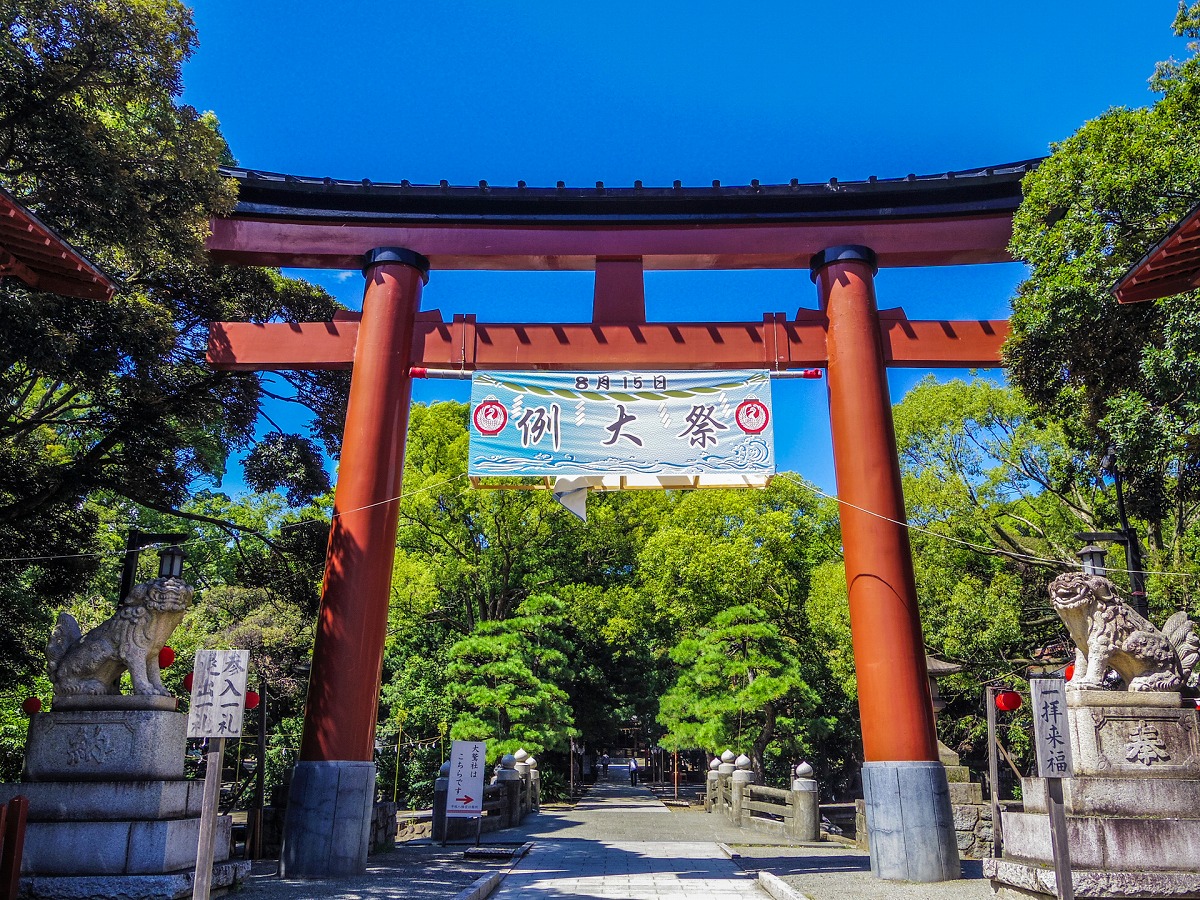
top-left (987, 691), bottom-right (1200, 899)
top-left (854, 755), bottom-right (993, 860)
top-left (0, 708), bottom-right (248, 899)
top-left (861, 761), bottom-right (960, 882)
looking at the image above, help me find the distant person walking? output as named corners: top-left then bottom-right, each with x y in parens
top-left (600, 753), bottom-right (610, 779)
top-left (629, 756), bottom-right (639, 786)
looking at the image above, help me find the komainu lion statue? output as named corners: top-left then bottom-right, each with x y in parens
top-left (1049, 571), bottom-right (1200, 692)
top-left (46, 577), bottom-right (193, 698)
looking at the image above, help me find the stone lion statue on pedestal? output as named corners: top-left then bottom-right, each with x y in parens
top-left (1048, 571), bottom-right (1199, 692)
top-left (46, 577), bottom-right (193, 698)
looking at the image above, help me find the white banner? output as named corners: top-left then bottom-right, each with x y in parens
top-left (469, 370), bottom-right (774, 478)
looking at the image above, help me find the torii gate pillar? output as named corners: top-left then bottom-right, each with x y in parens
top-left (280, 247), bottom-right (429, 877)
top-left (813, 246), bottom-right (960, 882)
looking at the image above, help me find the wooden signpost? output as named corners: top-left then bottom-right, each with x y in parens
top-left (1030, 678), bottom-right (1074, 900)
top-left (444, 740), bottom-right (487, 846)
top-left (188, 649), bottom-right (250, 900)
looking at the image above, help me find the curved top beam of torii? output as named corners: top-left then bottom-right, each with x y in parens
top-left (206, 160), bottom-right (1038, 271)
top-left (206, 161), bottom-right (1036, 373)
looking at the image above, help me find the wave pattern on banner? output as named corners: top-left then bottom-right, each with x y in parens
top-left (469, 370), bottom-right (775, 479)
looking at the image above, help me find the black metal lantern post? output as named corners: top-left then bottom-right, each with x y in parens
top-left (118, 529), bottom-right (187, 600)
top-left (1100, 446), bottom-right (1149, 618)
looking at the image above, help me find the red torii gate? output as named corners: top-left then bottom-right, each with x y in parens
top-left (206, 161), bottom-right (1032, 881)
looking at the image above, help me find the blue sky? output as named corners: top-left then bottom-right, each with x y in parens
top-left (182, 2), bottom-right (1191, 493)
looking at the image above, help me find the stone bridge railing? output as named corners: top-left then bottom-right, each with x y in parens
top-left (432, 750), bottom-right (540, 841)
top-left (706, 752), bottom-right (819, 842)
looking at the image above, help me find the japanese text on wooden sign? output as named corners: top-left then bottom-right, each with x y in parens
top-left (1031, 678), bottom-right (1074, 778)
top-left (446, 740), bottom-right (487, 818)
top-left (187, 649), bottom-right (250, 739)
top-left (469, 370), bottom-right (774, 477)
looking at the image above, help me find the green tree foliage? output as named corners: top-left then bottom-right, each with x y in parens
top-left (658, 604), bottom-right (821, 781)
top-left (891, 377), bottom-right (1105, 775)
top-left (446, 594), bottom-right (577, 763)
top-left (0, 0), bottom-right (349, 690)
top-left (1, 0), bottom-right (232, 262)
top-left (396, 403), bottom-right (586, 628)
top-left (1005, 6), bottom-right (1200, 578)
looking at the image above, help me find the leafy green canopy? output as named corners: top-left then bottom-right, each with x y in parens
top-left (446, 594), bottom-right (577, 764)
top-left (1005, 5), bottom-right (1200, 563)
top-left (0, 0), bottom-right (349, 688)
top-left (657, 604), bottom-right (820, 780)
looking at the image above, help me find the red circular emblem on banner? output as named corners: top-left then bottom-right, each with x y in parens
top-left (473, 399), bottom-right (508, 435)
top-left (734, 398), bottom-right (769, 434)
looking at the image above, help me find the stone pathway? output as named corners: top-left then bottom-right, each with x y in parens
top-left (238, 768), bottom-right (993, 899)
top-left (487, 771), bottom-right (764, 898)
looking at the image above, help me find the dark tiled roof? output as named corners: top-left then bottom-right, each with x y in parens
top-left (221, 160), bottom-right (1040, 226)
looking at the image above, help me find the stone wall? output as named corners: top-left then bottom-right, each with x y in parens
top-left (370, 800), bottom-right (398, 852)
top-left (855, 798), bottom-right (993, 859)
top-left (952, 801), bottom-right (993, 858)
top-left (396, 813), bottom-right (433, 842)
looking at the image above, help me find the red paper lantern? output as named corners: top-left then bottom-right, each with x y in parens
top-left (183, 672), bottom-right (194, 692)
top-left (158, 646), bottom-right (175, 669)
top-left (244, 690), bottom-right (260, 711)
top-left (20, 697), bottom-right (41, 715)
top-left (1063, 663), bottom-right (1075, 681)
top-left (995, 690), bottom-right (1023, 712)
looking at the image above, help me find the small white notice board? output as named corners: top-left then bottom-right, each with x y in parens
top-left (446, 740), bottom-right (487, 818)
top-left (187, 649), bottom-right (250, 738)
top-left (1031, 677), bottom-right (1075, 900)
top-left (1031, 678), bottom-right (1074, 778)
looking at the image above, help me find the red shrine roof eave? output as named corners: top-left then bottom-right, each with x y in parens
top-left (207, 160), bottom-right (1039, 270)
top-left (0, 184), bottom-right (115, 301)
top-left (1113, 202), bottom-right (1200, 303)
top-left (208, 213), bottom-right (1019, 271)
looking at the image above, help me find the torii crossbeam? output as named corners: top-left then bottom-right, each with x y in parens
top-left (206, 162), bottom-right (1031, 883)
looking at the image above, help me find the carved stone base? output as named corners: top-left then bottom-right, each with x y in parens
top-left (0, 779), bottom-right (203, 820)
top-left (1066, 692), bottom-right (1199, 779)
top-left (993, 700), bottom-right (1200, 900)
top-left (986, 857), bottom-right (1200, 899)
top-left (1002, 810), bottom-right (1200, 871)
top-left (52, 695), bottom-right (178, 712)
top-left (1021, 775), bottom-right (1200, 818)
top-left (23, 710), bottom-right (186, 782)
top-left (19, 860), bottom-right (251, 899)
top-left (6, 707), bottom-right (228, 883)
top-left (18, 816), bottom-right (232, 876)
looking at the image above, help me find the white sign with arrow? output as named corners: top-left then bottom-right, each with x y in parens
top-left (446, 740), bottom-right (486, 819)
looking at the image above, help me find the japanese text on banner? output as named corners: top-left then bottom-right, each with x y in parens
top-left (469, 370), bottom-right (774, 477)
